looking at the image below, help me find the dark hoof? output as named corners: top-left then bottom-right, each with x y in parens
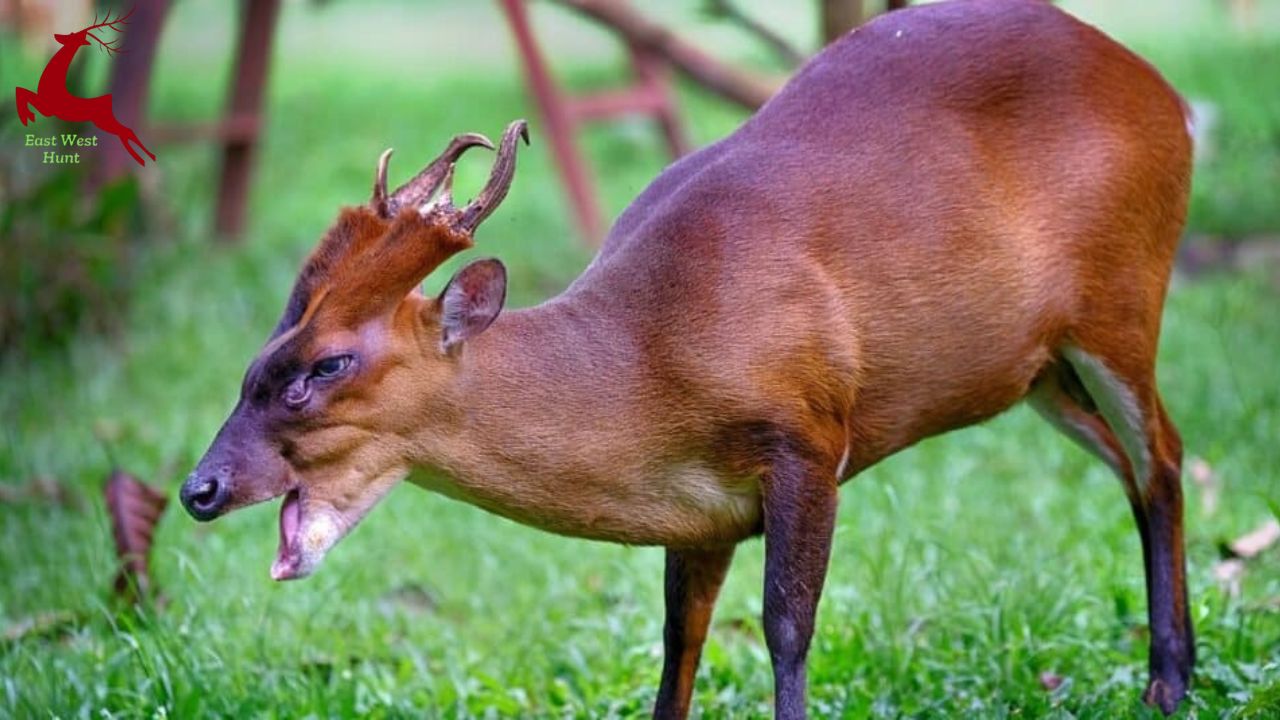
top-left (1142, 677), bottom-right (1187, 715)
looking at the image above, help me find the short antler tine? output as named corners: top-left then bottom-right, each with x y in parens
top-left (420, 163), bottom-right (457, 216)
top-left (371, 149), bottom-right (393, 217)
top-left (438, 163), bottom-right (456, 208)
top-left (459, 120), bottom-right (529, 233)
top-left (384, 132), bottom-right (494, 217)
top-left (453, 132), bottom-right (496, 153)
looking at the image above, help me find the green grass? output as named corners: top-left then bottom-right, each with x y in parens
top-left (2, 0), bottom-right (1279, 717)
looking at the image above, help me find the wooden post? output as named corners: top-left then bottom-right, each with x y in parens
top-left (820, 0), bottom-right (862, 45)
top-left (498, 0), bottom-right (700, 244)
top-left (498, 0), bottom-right (605, 243)
top-left (546, 0), bottom-right (777, 110)
top-left (214, 0), bottom-right (282, 239)
top-left (92, 0), bottom-right (171, 187)
top-left (631, 45), bottom-right (690, 159)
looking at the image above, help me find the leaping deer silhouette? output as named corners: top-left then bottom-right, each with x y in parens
top-left (14, 7), bottom-right (156, 166)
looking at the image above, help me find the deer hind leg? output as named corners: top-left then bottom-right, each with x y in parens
top-left (122, 128), bottom-right (157, 163)
top-left (653, 545), bottom-right (735, 720)
top-left (90, 104), bottom-right (156, 166)
top-left (90, 118), bottom-right (144, 166)
top-left (110, 127), bottom-right (156, 166)
top-left (1032, 347), bottom-right (1192, 715)
top-left (15, 87), bottom-right (43, 125)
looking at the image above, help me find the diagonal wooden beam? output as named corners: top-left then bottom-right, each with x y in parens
top-left (546, 0), bottom-right (782, 110)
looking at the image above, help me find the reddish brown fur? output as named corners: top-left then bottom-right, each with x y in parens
top-left (281, 208), bottom-right (472, 331)
top-left (186, 1), bottom-right (1194, 716)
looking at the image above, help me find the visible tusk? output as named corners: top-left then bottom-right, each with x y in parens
top-left (384, 132), bottom-right (494, 217)
top-left (370, 148), bottom-right (393, 216)
top-left (459, 119), bottom-right (529, 232)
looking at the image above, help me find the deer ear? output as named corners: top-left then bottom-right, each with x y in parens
top-left (437, 259), bottom-right (507, 352)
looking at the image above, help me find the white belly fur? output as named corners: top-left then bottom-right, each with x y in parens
top-left (656, 462), bottom-right (762, 540)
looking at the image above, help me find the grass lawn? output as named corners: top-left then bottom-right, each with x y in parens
top-left (2, 0), bottom-right (1278, 717)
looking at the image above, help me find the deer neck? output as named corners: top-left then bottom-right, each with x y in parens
top-left (38, 44), bottom-right (80, 93)
top-left (408, 288), bottom-right (638, 510)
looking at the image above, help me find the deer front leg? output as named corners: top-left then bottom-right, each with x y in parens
top-left (761, 442), bottom-right (838, 720)
top-left (653, 545), bottom-right (735, 719)
top-left (15, 87), bottom-right (41, 125)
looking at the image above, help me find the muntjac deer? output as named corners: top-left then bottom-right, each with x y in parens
top-left (182, 0), bottom-right (1194, 715)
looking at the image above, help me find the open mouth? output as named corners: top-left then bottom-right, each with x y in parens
top-left (269, 487), bottom-right (348, 582)
top-left (271, 489), bottom-right (304, 581)
top-left (264, 469), bottom-right (404, 581)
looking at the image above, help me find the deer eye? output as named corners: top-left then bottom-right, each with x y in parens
top-left (311, 355), bottom-right (353, 379)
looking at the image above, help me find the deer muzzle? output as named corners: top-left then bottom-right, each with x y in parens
top-left (181, 403), bottom-right (291, 521)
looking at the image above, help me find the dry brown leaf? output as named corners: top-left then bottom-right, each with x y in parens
top-left (33, 475), bottom-right (75, 506)
top-left (0, 475), bottom-right (78, 509)
top-left (715, 617), bottom-right (764, 644)
top-left (2, 610), bottom-right (80, 644)
top-left (1214, 558), bottom-right (1246, 597)
top-left (0, 483), bottom-right (21, 504)
top-left (1038, 671), bottom-right (1064, 691)
top-left (103, 469), bottom-right (169, 603)
top-left (1227, 519), bottom-right (1280, 559)
top-left (92, 418), bottom-right (124, 445)
top-left (1187, 456), bottom-right (1219, 517)
top-left (377, 582), bottom-right (441, 616)
top-left (1244, 596), bottom-right (1280, 613)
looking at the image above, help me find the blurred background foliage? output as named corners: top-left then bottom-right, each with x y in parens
top-left (1, 0), bottom-right (1278, 717)
top-left (2, 0), bottom-right (1279, 357)
top-left (1, 0), bottom-right (1278, 358)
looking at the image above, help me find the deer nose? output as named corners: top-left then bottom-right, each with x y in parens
top-left (180, 470), bottom-right (229, 521)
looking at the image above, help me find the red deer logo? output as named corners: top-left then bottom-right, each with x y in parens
top-left (14, 7), bottom-right (156, 166)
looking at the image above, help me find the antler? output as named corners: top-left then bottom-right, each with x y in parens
top-left (457, 120), bottom-right (530, 233)
top-left (416, 120), bottom-right (530, 233)
top-left (373, 133), bottom-right (495, 218)
top-left (372, 120), bottom-right (530, 234)
top-left (85, 6), bottom-right (136, 33)
top-left (84, 6), bottom-right (135, 55)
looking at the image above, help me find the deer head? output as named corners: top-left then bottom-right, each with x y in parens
top-left (180, 121), bottom-right (529, 580)
top-left (56, 7), bottom-right (133, 53)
